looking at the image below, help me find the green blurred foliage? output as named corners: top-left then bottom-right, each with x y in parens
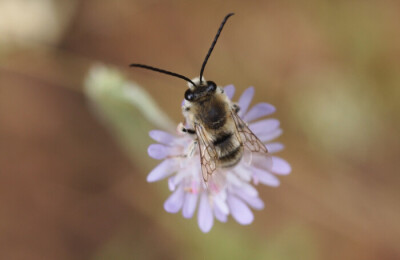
top-left (84, 65), bottom-right (175, 171)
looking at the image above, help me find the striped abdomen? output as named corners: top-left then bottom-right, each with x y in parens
top-left (197, 96), bottom-right (243, 168)
top-left (212, 130), bottom-right (243, 168)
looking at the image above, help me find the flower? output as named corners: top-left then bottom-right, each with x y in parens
top-left (147, 85), bottom-right (291, 233)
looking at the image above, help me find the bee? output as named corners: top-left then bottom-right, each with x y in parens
top-left (130, 13), bottom-right (268, 182)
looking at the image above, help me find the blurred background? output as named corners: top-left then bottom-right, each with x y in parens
top-left (1, 0), bottom-right (399, 259)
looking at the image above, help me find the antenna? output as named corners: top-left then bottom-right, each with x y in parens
top-left (130, 63), bottom-right (196, 87)
top-left (199, 13), bottom-right (234, 84)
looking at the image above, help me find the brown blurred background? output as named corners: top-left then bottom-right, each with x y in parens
top-left (1, 0), bottom-right (400, 259)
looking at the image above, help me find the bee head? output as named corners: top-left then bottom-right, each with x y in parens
top-left (184, 80), bottom-right (217, 102)
top-left (130, 13), bottom-right (234, 103)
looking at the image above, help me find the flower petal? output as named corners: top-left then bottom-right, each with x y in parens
top-left (266, 142), bottom-right (285, 153)
top-left (149, 130), bottom-right (176, 144)
top-left (164, 185), bottom-right (184, 213)
top-left (182, 192), bottom-right (198, 218)
top-left (252, 153), bottom-right (273, 170)
top-left (258, 128), bottom-right (283, 143)
top-left (238, 87), bottom-right (254, 117)
top-left (214, 193), bottom-right (229, 215)
top-left (271, 156), bottom-right (291, 175)
top-left (147, 159), bottom-right (179, 182)
top-left (226, 173), bottom-right (244, 187)
top-left (227, 195), bottom-right (254, 225)
top-left (148, 144), bottom-right (169, 159)
top-left (224, 85), bottom-right (235, 100)
top-left (198, 193), bottom-right (214, 233)
top-left (234, 188), bottom-right (264, 210)
top-left (234, 164), bottom-right (252, 182)
top-left (214, 205), bottom-right (228, 223)
top-left (171, 168), bottom-right (192, 188)
top-left (168, 177), bottom-right (176, 191)
top-left (249, 119), bottom-right (280, 136)
top-left (243, 103), bottom-right (276, 122)
top-left (252, 167), bottom-right (280, 187)
top-left (238, 181), bottom-right (259, 197)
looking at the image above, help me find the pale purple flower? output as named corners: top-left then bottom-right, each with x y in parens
top-left (147, 85), bottom-right (291, 233)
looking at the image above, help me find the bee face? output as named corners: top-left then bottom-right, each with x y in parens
top-left (184, 81), bottom-right (217, 102)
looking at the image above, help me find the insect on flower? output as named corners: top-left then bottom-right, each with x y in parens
top-left (130, 13), bottom-right (269, 182)
top-left (130, 13), bottom-right (291, 232)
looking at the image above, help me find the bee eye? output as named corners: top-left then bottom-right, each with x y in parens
top-left (206, 81), bottom-right (217, 92)
top-left (184, 89), bottom-right (194, 101)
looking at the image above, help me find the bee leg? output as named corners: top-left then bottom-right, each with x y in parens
top-left (177, 122), bottom-right (196, 135)
top-left (186, 140), bottom-right (197, 158)
top-left (232, 103), bottom-right (240, 113)
top-left (182, 128), bottom-right (196, 135)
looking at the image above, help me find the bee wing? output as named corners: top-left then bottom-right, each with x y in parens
top-left (195, 123), bottom-right (218, 182)
top-left (231, 110), bottom-right (268, 154)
